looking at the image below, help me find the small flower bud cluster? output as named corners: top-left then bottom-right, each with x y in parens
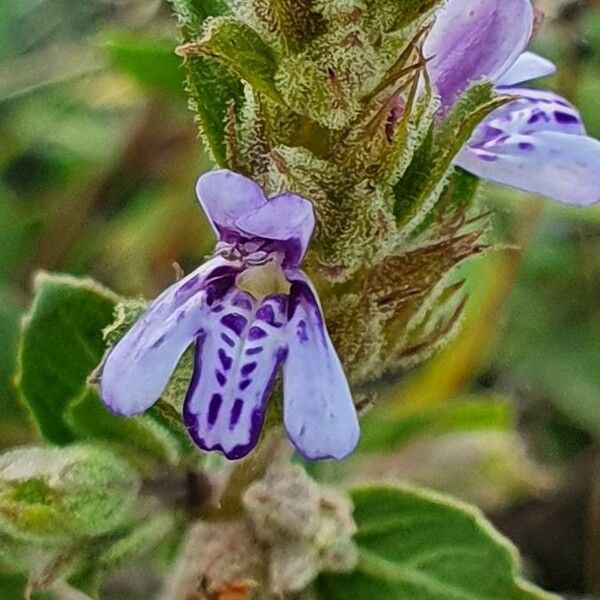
top-left (162, 463), bottom-right (358, 598)
top-left (244, 463), bottom-right (358, 594)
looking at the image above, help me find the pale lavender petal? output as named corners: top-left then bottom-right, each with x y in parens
top-left (235, 192), bottom-right (315, 265)
top-left (456, 83), bottom-right (600, 205)
top-left (456, 131), bottom-right (600, 205)
top-left (467, 89), bottom-right (585, 150)
top-left (100, 256), bottom-right (237, 417)
top-left (487, 88), bottom-right (586, 137)
top-left (197, 170), bottom-right (316, 264)
top-left (425, 0), bottom-right (533, 108)
top-left (496, 51), bottom-right (556, 87)
top-left (469, 88), bottom-right (585, 145)
top-left (282, 275), bottom-right (359, 461)
top-left (184, 292), bottom-right (288, 460)
top-left (196, 169), bottom-right (267, 237)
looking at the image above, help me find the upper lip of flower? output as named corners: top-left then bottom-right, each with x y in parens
top-left (423, 0), bottom-right (534, 110)
top-left (196, 169), bottom-right (316, 269)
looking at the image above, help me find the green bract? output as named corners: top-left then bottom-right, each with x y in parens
top-left (16, 274), bottom-right (192, 468)
top-left (170, 0), bottom-right (505, 384)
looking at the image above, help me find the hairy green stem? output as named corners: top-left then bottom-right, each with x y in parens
top-left (203, 429), bottom-right (290, 521)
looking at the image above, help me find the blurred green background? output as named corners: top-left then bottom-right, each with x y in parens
top-left (1, 0), bottom-right (600, 598)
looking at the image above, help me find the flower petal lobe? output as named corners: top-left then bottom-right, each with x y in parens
top-left (235, 192), bottom-right (315, 265)
top-left (496, 51), bottom-right (556, 87)
top-left (425, 0), bottom-right (533, 107)
top-left (100, 257), bottom-right (235, 416)
top-left (457, 130), bottom-right (600, 205)
top-left (184, 293), bottom-right (288, 459)
top-left (196, 170), bottom-right (267, 236)
top-left (283, 277), bottom-right (359, 461)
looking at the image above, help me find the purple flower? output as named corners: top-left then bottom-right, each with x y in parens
top-left (425, 0), bottom-right (600, 205)
top-left (100, 170), bottom-right (360, 461)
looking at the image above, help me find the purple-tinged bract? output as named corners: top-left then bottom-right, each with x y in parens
top-left (100, 170), bottom-right (360, 461)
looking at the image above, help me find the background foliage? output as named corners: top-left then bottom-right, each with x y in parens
top-left (1, 0), bottom-right (600, 598)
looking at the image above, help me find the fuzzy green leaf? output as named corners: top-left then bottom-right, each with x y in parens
top-left (201, 17), bottom-right (282, 103)
top-left (98, 513), bottom-right (176, 569)
top-left (445, 168), bottom-right (481, 212)
top-left (380, 84), bottom-right (439, 185)
top-left (394, 82), bottom-right (509, 235)
top-left (171, 0), bottom-right (244, 166)
top-left (183, 56), bottom-right (245, 166)
top-left (413, 167), bottom-right (482, 236)
top-left (245, 0), bottom-right (323, 49)
top-left (16, 273), bottom-right (118, 445)
top-left (0, 445), bottom-right (140, 544)
top-left (315, 486), bottom-right (557, 600)
top-left (434, 84), bottom-right (508, 157)
top-left (176, 11), bottom-right (287, 164)
top-left (66, 389), bottom-right (182, 467)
